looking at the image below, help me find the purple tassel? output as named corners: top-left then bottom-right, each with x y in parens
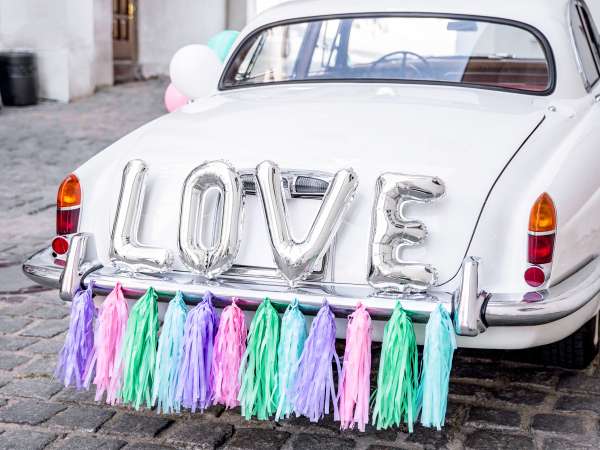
top-left (175, 291), bottom-right (220, 413)
top-left (291, 299), bottom-right (341, 422)
top-left (54, 281), bottom-right (97, 389)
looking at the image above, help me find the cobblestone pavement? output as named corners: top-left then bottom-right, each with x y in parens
top-left (1, 292), bottom-right (600, 450)
top-left (3, 80), bottom-right (600, 450)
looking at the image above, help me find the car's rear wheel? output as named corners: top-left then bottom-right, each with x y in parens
top-left (540, 311), bottom-right (600, 370)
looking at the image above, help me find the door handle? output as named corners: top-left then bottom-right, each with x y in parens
top-left (128, 3), bottom-right (136, 20)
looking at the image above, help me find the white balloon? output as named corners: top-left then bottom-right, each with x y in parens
top-left (169, 45), bottom-right (222, 100)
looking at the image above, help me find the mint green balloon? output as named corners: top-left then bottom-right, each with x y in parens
top-left (207, 30), bottom-right (240, 61)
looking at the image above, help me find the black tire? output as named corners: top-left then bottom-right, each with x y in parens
top-left (540, 312), bottom-right (599, 369)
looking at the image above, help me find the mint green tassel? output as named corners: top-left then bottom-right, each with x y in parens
top-left (117, 286), bottom-right (159, 410)
top-left (416, 302), bottom-right (456, 430)
top-left (238, 297), bottom-right (281, 420)
top-left (371, 301), bottom-right (418, 432)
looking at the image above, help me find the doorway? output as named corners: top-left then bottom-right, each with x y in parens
top-left (113, 0), bottom-right (139, 82)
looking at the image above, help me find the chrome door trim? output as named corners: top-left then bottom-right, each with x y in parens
top-left (568, 0), bottom-right (587, 85)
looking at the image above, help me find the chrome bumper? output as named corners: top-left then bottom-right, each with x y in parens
top-left (23, 233), bottom-right (600, 336)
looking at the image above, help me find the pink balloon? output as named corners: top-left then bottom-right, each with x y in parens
top-left (164, 82), bottom-right (189, 112)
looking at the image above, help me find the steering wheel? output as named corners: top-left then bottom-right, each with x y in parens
top-left (367, 51), bottom-right (432, 80)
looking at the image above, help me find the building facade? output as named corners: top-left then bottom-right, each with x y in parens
top-left (0, 0), bottom-right (253, 103)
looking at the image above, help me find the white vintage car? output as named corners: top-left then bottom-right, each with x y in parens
top-left (23, 0), bottom-right (600, 369)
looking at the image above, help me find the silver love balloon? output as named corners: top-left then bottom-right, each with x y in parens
top-left (178, 160), bottom-right (245, 278)
top-left (255, 160), bottom-right (358, 287)
top-left (367, 173), bottom-right (446, 292)
top-left (109, 159), bottom-right (174, 273)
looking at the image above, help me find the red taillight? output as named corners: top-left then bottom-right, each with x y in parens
top-left (57, 208), bottom-right (80, 235)
top-left (528, 234), bottom-right (555, 265)
top-left (524, 267), bottom-right (545, 287)
top-left (52, 236), bottom-right (69, 255)
top-left (56, 174), bottom-right (81, 236)
top-left (525, 193), bottom-right (556, 287)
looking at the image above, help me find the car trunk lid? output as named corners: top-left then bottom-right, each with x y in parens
top-left (105, 83), bottom-right (545, 287)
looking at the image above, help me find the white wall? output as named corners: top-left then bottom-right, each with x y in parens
top-left (0, 0), bottom-right (97, 102)
top-left (589, 0), bottom-right (600, 21)
top-left (227, 0), bottom-right (247, 31)
top-left (137, 0), bottom-right (227, 78)
top-left (94, 0), bottom-right (113, 88)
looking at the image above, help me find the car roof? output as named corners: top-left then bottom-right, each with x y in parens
top-left (249, 0), bottom-right (570, 36)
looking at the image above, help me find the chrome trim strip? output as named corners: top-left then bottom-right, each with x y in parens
top-left (568, 0), bottom-right (586, 77)
top-left (22, 237), bottom-right (600, 330)
top-left (528, 230), bottom-right (556, 237)
top-left (22, 247), bottom-right (63, 289)
top-left (485, 256), bottom-right (600, 326)
top-left (87, 268), bottom-right (448, 321)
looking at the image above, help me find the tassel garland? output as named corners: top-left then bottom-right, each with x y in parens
top-left (275, 298), bottom-right (307, 421)
top-left (114, 286), bottom-right (159, 410)
top-left (238, 297), bottom-right (281, 420)
top-left (291, 299), bottom-right (341, 422)
top-left (175, 291), bottom-right (219, 413)
top-left (339, 302), bottom-right (372, 431)
top-left (55, 281), bottom-right (96, 389)
top-left (83, 282), bottom-right (129, 403)
top-left (415, 302), bottom-right (456, 430)
top-left (371, 301), bottom-right (419, 432)
top-left (59, 285), bottom-right (456, 433)
top-left (211, 297), bottom-right (247, 409)
top-left (152, 290), bottom-right (188, 414)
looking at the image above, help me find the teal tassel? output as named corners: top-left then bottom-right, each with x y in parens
top-left (415, 302), bottom-right (457, 430)
top-left (275, 299), bottom-right (307, 421)
top-left (152, 291), bottom-right (187, 414)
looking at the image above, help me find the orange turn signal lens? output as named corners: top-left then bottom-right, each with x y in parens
top-left (529, 193), bottom-right (556, 232)
top-left (57, 174), bottom-right (81, 208)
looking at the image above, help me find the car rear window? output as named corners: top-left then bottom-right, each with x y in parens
top-left (222, 16), bottom-right (553, 94)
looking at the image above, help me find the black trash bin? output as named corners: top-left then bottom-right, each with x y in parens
top-left (0, 52), bottom-right (38, 106)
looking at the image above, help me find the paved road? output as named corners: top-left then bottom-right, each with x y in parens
top-left (1, 80), bottom-right (600, 450)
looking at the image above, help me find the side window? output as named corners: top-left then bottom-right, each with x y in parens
top-left (571, 2), bottom-right (600, 87)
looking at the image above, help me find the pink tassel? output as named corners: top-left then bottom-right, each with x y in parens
top-left (339, 302), bottom-right (372, 432)
top-left (83, 283), bottom-right (129, 403)
top-left (211, 297), bottom-right (247, 409)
